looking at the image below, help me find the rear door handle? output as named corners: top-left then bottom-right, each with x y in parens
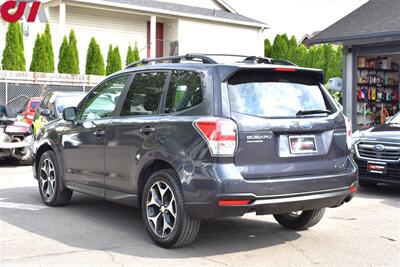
top-left (140, 126), bottom-right (155, 135)
top-left (93, 129), bottom-right (106, 137)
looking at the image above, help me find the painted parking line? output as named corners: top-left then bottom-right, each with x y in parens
top-left (0, 198), bottom-right (47, 211)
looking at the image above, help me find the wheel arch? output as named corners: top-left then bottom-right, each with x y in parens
top-left (137, 158), bottom-right (178, 204)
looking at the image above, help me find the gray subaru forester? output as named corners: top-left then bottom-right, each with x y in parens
top-left (33, 54), bottom-right (358, 248)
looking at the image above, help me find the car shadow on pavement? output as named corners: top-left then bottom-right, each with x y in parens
top-left (357, 184), bottom-right (400, 209)
top-left (0, 186), bottom-right (301, 258)
top-left (0, 158), bottom-right (20, 168)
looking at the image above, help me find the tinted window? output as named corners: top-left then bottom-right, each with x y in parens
top-left (165, 71), bottom-right (202, 113)
top-left (121, 72), bottom-right (168, 116)
top-left (228, 70), bottom-right (331, 118)
top-left (79, 75), bottom-right (129, 121)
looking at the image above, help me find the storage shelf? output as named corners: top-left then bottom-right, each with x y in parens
top-left (357, 67), bottom-right (399, 73)
top-left (357, 83), bottom-right (399, 88)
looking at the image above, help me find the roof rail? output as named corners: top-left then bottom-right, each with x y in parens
top-left (125, 54), bottom-right (218, 69)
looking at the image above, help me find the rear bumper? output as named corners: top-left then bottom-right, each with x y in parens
top-left (184, 156), bottom-right (358, 219)
top-left (187, 187), bottom-right (356, 219)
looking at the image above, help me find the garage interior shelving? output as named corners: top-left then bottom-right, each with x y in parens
top-left (356, 56), bottom-right (400, 129)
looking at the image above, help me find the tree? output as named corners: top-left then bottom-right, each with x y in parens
top-left (43, 23), bottom-right (55, 73)
top-left (264, 39), bottom-right (272, 57)
top-left (30, 34), bottom-right (46, 72)
top-left (291, 44), bottom-right (308, 67)
top-left (106, 45), bottom-right (122, 75)
top-left (287, 35), bottom-right (298, 62)
top-left (58, 36), bottom-right (70, 74)
top-left (126, 45), bottom-right (134, 66)
top-left (270, 34), bottom-right (289, 60)
top-left (85, 38), bottom-right (105, 76)
top-left (2, 22), bottom-right (25, 71)
top-left (68, 30), bottom-right (79, 74)
top-left (133, 42), bottom-right (140, 61)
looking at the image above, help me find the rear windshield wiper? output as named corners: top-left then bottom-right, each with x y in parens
top-left (296, 109), bottom-right (331, 116)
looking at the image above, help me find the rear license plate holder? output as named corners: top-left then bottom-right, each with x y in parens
top-left (289, 135), bottom-right (317, 154)
top-left (367, 161), bottom-right (387, 174)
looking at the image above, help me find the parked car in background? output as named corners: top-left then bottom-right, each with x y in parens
top-left (353, 111), bottom-right (400, 186)
top-left (33, 54), bottom-right (358, 248)
top-left (0, 104), bottom-right (33, 164)
top-left (21, 97), bottom-right (43, 125)
top-left (32, 92), bottom-right (86, 137)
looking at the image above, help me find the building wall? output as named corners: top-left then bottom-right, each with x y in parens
top-left (163, 19), bottom-right (179, 56)
top-left (155, 0), bottom-right (224, 10)
top-left (178, 18), bottom-right (263, 56)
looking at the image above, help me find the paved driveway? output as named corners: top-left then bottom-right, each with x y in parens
top-left (0, 160), bottom-right (399, 266)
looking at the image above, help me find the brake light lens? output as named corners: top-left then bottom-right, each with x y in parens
top-left (273, 68), bottom-right (296, 72)
top-left (194, 117), bottom-right (237, 157)
top-left (344, 116), bottom-right (352, 150)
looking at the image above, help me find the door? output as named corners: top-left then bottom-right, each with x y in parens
top-left (147, 22), bottom-right (164, 58)
top-left (62, 74), bottom-right (131, 195)
top-left (105, 71), bottom-right (169, 197)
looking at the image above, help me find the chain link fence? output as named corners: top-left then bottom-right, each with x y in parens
top-left (0, 71), bottom-right (103, 112)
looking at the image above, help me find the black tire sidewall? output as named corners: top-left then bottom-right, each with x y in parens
top-left (38, 151), bottom-right (62, 205)
top-left (141, 170), bottom-right (185, 248)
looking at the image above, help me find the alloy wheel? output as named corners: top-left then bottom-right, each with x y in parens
top-left (40, 159), bottom-right (56, 200)
top-left (146, 181), bottom-right (177, 238)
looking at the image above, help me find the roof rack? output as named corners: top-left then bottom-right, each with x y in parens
top-left (125, 54), bottom-right (297, 69)
top-left (126, 54), bottom-right (218, 69)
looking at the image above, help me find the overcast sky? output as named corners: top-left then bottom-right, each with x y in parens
top-left (225, 0), bottom-right (368, 41)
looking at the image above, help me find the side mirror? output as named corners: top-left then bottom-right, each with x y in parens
top-left (40, 109), bottom-right (51, 117)
top-left (63, 107), bottom-right (77, 122)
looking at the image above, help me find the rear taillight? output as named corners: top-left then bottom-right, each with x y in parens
top-left (344, 116), bottom-right (352, 150)
top-left (194, 117), bottom-right (238, 157)
top-left (273, 67), bottom-right (296, 72)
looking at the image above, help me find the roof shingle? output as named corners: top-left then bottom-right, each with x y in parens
top-left (310, 0), bottom-right (400, 44)
top-left (99, 0), bottom-right (267, 27)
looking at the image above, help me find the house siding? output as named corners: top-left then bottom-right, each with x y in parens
top-left (163, 19), bottom-right (179, 56)
top-left (178, 18), bottom-right (263, 56)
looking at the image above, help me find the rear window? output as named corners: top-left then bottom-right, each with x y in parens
top-left (228, 70), bottom-right (332, 118)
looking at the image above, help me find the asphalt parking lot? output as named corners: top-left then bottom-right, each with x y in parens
top-left (0, 160), bottom-right (399, 267)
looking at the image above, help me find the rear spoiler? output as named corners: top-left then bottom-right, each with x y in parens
top-left (221, 67), bottom-right (324, 84)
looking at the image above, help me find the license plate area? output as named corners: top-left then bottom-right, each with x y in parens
top-left (367, 161), bottom-right (387, 174)
top-left (289, 135), bottom-right (317, 154)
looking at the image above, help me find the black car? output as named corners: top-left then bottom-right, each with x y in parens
top-left (353, 112), bottom-right (400, 186)
top-left (33, 54), bottom-right (358, 248)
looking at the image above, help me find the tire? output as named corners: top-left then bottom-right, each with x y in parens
top-left (359, 181), bottom-right (378, 187)
top-left (38, 150), bottom-right (72, 206)
top-left (274, 209), bottom-right (325, 230)
top-left (141, 169), bottom-right (201, 248)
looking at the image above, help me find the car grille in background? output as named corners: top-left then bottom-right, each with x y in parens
top-left (356, 142), bottom-right (400, 162)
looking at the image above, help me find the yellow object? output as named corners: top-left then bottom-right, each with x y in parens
top-left (32, 116), bottom-right (48, 137)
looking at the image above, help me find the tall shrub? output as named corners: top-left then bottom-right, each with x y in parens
top-left (30, 34), bottom-right (46, 72)
top-left (133, 42), bottom-right (140, 61)
top-left (106, 45), bottom-right (122, 75)
top-left (270, 34), bottom-right (289, 60)
top-left (58, 36), bottom-right (70, 74)
top-left (43, 23), bottom-right (55, 72)
top-left (85, 38), bottom-right (105, 75)
top-left (2, 22), bottom-right (25, 71)
top-left (126, 45), bottom-right (134, 66)
top-left (264, 39), bottom-right (272, 58)
top-left (68, 30), bottom-right (80, 74)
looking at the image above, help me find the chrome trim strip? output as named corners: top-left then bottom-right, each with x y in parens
top-left (355, 140), bottom-right (400, 163)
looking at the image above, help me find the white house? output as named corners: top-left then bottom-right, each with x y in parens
top-left (0, 0), bottom-right (268, 73)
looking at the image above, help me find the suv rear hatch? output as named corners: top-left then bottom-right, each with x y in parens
top-left (227, 68), bottom-right (350, 180)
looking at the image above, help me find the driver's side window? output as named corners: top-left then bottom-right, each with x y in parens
top-left (78, 75), bottom-right (130, 121)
